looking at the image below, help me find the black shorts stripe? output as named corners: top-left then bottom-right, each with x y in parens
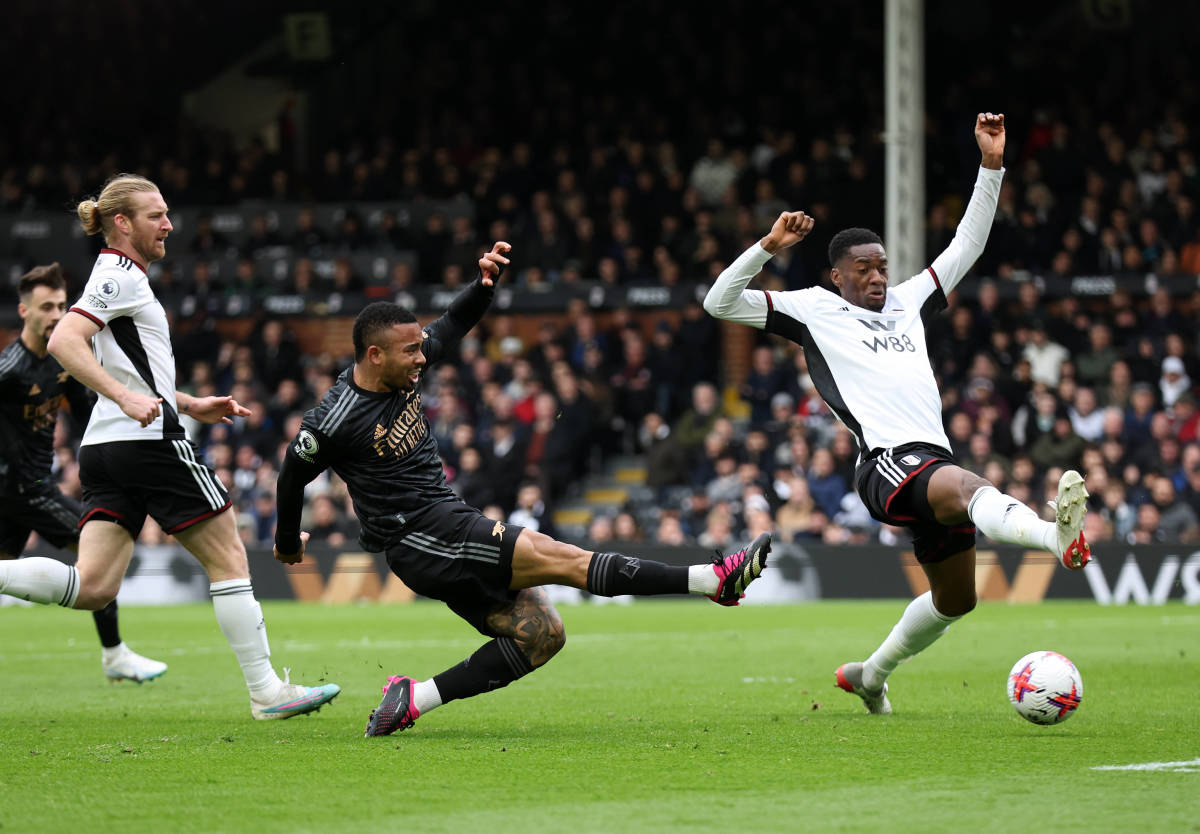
top-left (384, 500), bottom-right (522, 639)
top-left (402, 532), bottom-right (501, 564)
top-left (172, 440), bottom-right (223, 509)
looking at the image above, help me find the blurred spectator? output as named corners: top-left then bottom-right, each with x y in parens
top-left (1160, 356), bottom-right (1193, 408)
top-left (306, 494), bottom-right (349, 547)
top-left (1149, 477), bottom-right (1200, 542)
top-left (1022, 319), bottom-right (1070, 387)
top-left (806, 448), bottom-right (847, 518)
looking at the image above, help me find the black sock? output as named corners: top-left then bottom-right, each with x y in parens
top-left (432, 637), bottom-right (534, 704)
top-left (586, 552), bottom-right (688, 596)
top-left (92, 600), bottom-right (122, 648)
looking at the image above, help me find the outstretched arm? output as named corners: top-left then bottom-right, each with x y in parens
top-left (176, 392), bottom-right (252, 425)
top-left (929, 113), bottom-right (1006, 294)
top-left (422, 241), bottom-right (511, 364)
top-left (703, 211), bottom-right (815, 327)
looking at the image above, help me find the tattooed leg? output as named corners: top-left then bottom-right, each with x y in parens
top-left (484, 586), bottom-right (567, 667)
top-left (426, 588), bottom-right (565, 708)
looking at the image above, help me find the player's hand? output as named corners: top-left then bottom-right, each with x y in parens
top-left (273, 531), bottom-right (309, 566)
top-left (760, 211), bottom-right (815, 254)
top-left (479, 241), bottom-right (512, 287)
top-left (188, 395), bottom-right (252, 425)
top-left (976, 112), bottom-right (1005, 168)
top-left (121, 392), bottom-right (163, 427)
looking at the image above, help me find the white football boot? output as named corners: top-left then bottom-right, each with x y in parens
top-left (103, 644), bottom-right (168, 683)
top-left (1048, 469), bottom-right (1091, 570)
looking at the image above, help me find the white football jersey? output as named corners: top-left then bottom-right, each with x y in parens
top-left (704, 166), bottom-right (1004, 457)
top-left (68, 248), bottom-right (183, 445)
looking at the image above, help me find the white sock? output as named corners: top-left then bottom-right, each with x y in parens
top-left (210, 579), bottom-right (281, 696)
top-left (0, 557), bottom-right (80, 607)
top-left (968, 486), bottom-right (1057, 553)
top-left (413, 679), bottom-right (442, 715)
top-left (862, 592), bottom-right (959, 690)
top-left (687, 564), bottom-right (719, 595)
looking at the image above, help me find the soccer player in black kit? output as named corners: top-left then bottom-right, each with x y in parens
top-left (274, 242), bottom-right (772, 737)
top-left (0, 263), bottom-right (167, 682)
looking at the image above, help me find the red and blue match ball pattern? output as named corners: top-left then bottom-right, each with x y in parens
top-left (1007, 650), bottom-right (1083, 725)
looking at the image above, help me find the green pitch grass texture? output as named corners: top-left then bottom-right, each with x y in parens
top-left (1, 600), bottom-right (1196, 833)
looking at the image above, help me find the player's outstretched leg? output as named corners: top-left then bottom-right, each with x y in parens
top-left (835, 661), bottom-right (892, 715)
top-left (1048, 469), bottom-right (1090, 569)
top-left (365, 590), bottom-right (560, 737)
top-left (706, 533), bottom-right (772, 606)
top-left (365, 675), bottom-right (420, 736)
top-left (968, 470), bottom-right (1090, 569)
top-left (582, 532), bottom-right (772, 604)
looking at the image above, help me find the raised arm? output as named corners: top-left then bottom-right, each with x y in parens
top-left (703, 211), bottom-right (815, 327)
top-left (421, 241), bottom-right (510, 365)
top-left (929, 113), bottom-right (1006, 295)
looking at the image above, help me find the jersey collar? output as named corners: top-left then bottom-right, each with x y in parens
top-left (100, 248), bottom-right (148, 275)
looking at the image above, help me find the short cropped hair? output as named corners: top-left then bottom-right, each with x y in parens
top-left (352, 302), bottom-right (418, 361)
top-left (18, 262), bottom-right (66, 300)
top-left (828, 227), bottom-right (884, 267)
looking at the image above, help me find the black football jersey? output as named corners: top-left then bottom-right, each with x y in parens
top-left (0, 338), bottom-right (95, 493)
top-left (276, 279), bottom-right (494, 553)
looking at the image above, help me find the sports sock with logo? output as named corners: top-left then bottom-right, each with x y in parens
top-left (209, 579), bottom-right (280, 695)
top-left (862, 591), bottom-right (960, 691)
top-left (432, 637), bottom-right (534, 704)
top-left (585, 552), bottom-right (689, 596)
top-left (967, 486), bottom-right (1057, 553)
top-left (0, 557), bottom-right (80, 607)
top-left (92, 599), bottom-right (122, 648)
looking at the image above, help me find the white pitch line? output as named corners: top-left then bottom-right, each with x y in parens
top-left (1091, 758), bottom-right (1200, 772)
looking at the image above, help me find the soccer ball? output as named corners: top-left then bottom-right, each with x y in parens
top-left (1007, 651), bottom-right (1083, 725)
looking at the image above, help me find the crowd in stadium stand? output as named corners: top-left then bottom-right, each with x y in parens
top-left (7, 2), bottom-right (1200, 549)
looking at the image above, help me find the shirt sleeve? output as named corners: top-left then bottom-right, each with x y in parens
top-left (702, 243), bottom-right (775, 328)
top-left (926, 166), bottom-right (1004, 296)
top-left (421, 277), bottom-right (494, 367)
top-left (68, 265), bottom-right (151, 328)
top-left (274, 419), bottom-right (333, 554)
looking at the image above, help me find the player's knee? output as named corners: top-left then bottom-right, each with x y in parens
top-left (514, 607), bottom-right (566, 667)
top-left (935, 589), bottom-right (976, 618)
top-left (74, 581), bottom-right (119, 611)
top-left (960, 469), bottom-right (993, 502)
top-left (538, 618), bottom-right (567, 662)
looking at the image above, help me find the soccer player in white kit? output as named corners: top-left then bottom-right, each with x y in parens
top-left (703, 114), bottom-right (1091, 714)
top-left (0, 174), bottom-right (339, 719)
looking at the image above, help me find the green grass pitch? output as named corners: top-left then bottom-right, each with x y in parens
top-left (1, 599), bottom-right (1196, 833)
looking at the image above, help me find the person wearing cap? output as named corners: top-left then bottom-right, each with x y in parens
top-left (1160, 355), bottom-right (1193, 408)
